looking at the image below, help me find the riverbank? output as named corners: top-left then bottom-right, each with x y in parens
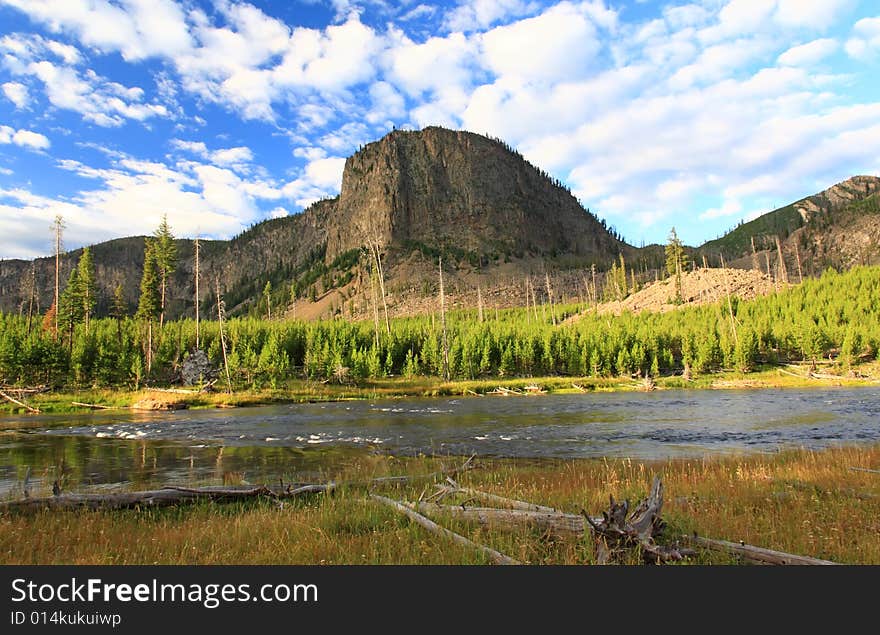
top-left (2, 444), bottom-right (879, 564)
top-left (3, 360), bottom-right (879, 418)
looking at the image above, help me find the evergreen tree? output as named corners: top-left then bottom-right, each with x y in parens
top-left (666, 227), bottom-right (687, 304)
top-left (77, 247), bottom-right (96, 333)
top-left (137, 240), bottom-right (161, 371)
top-left (152, 215), bottom-right (177, 327)
top-left (58, 268), bottom-right (84, 349)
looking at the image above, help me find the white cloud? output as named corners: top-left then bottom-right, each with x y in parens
top-left (479, 3), bottom-right (601, 84)
top-left (444, 0), bottom-right (538, 32)
top-left (777, 39), bottom-right (838, 66)
top-left (1, 81), bottom-right (29, 108)
top-left (210, 146), bottom-right (253, 167)
top-left (0, 0), bottom-right (193, 61)
top-left (24, 61), bottom-right (169, 126)
top-left (281, 155), bottom-right (345, 208)
top-left (774, 0), bottom-right (856, 30)
top-left (0, 125), bottom-right (50, 150)
top-left (845, 17), bottom-right (880, 60)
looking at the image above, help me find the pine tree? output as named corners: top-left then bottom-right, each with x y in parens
top-left (665, 227), bottom-right (687, 304)
top-left (58, 268), bottom-right (84, 350)
top-left (152, 215), bottom-right (177, 328)
top-left (137, 240), bottom-right (161, 372)
top-left (77, 247), bottom-right (96, 333)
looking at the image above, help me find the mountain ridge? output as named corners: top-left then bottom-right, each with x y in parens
top-left (1, 126), bottom-right (878, 320)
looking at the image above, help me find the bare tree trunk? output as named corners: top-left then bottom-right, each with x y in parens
top-left (439, 257), bottom-right (450, 381)
top-left (545, 272), bottom-right (556, 325)
top-left (194, 237), bottom-right (200, 350)
top-left (775, 235), bottom-right (789, 284)
top-left (216, 279), bottom-right (232, 393)
top-left (53, 215), bottom-right (64, 338)
top-left (794, 240), bottom-right (803, 283)
top-left (26, 262), bottom-right (35, 335)
top-left (477, 284), bottom-right (484, 323)
top-left (719, 253), bottom-right (737, 345)
top-left (370, 259), bottom-right (380, 349)
top-left (371, 242), bottom-right (391, 334)
top-left (591, 264), bottom-right (598, 311)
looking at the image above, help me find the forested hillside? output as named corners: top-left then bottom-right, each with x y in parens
top-left (1, 266), bottom-right (876, 390)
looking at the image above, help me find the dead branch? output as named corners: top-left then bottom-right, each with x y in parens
top-left (0, 483), bottom-right (331, 515)
top-left (370, 494), bottom-right (519, 565)
top-left (436, 478), bottom-right (559, 513)
top-left (71, 402), bottom-right (116, 410)
top-left (0, 389), bottom-right (40, 413)
top-left (683, 534), bottom-right (838, 565)
top-left (410, 502), bottom-right (589, 538)
top-left (848, 466), bottom-right (880, 475)
top-left (583, 476), bottom-right (691, 564)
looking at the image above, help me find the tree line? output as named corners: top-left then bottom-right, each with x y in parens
top-left (0, 263), bottom-right (877, 390)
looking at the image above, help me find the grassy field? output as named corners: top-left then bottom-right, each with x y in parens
top-left (3, 445), bottom-right (879, 565)
top-left (4, 360), bottom-right (879, 418)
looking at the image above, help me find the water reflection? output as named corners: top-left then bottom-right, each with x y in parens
top-left (2, 386), bottom-right (879, 496)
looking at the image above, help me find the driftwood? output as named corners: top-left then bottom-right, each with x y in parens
top-left (0, 389), bottom-right (40, 413)
top-left (583, 476), bottom-right (692, 564)
top-left (683, 534), bottom-right (838, 565)
top-left (370, 494), bottom-right (519, 565)
top-left (430, 478), bottom-right (558, 513)
top-left (487, 386), bottom-right (523, 396)
top-left (411, 502), bottom-right (588, 538)
top-left (0, 483), bottom-right (332, 515)
top-left (352, 456), bottom-right (478, 488)
top-left (71, 402), bottom-right (116, 410)
top-left (849, 466), bottom-right (880, 475)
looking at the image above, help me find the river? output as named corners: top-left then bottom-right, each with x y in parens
top-left (1, 386), bottom-right (879, 496)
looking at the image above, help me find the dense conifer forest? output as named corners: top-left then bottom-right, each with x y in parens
top-left (1, 265), bottom-right (877, 390)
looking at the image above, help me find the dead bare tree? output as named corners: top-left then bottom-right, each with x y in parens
top-left (439, 257), bottom-right (450, 381)
top-left (215, 279), bottom-right (232, 393)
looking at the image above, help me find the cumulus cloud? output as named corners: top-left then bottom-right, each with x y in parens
top-left (777, 39), bottom-right (839, 66)
top-left (845, 17), bottom-right (880, 60)
top-left (444, 0), bottom-right (538, 32)
top-left (1, 81), bottom-right (29, 108)
top-left (281, 155), bottom-right (345, 208)
top-left (0, 124), bottom-right (50, 150)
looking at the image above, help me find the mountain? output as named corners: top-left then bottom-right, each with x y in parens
top-left (697, 176), bottom-right (880, 274)
top-left (0, 127), bottom-right (625, 319)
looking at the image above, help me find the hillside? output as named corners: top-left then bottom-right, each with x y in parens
top-left (698, 176), bottom-right (880, 274)
top-left (0, 127), bottom-right (627, 320)
top-left (1, 126), bottom-right (878, 322)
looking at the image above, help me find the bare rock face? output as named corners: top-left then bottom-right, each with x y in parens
top-left (325, 127), bottom-right (621, 263)
top-left (795, 175), bottom-right (880, 222)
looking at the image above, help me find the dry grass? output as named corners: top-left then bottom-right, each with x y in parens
top-left (2, 446), bottom-right (879, 565)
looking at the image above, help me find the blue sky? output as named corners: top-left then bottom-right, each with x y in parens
top-left (1, 0), bottom-right (879, 259)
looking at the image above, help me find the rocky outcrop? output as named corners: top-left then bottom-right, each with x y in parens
top-left (325, 127), bottom-right (621, 262)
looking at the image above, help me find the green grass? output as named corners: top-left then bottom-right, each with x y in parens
top-left (2, 446), bottom-right (879, 565)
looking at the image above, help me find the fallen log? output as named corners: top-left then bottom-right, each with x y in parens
top-left (0, 483), bottom-right (331, 515)
top-left (71, 402), bottom-right (116, 410)
top-left (683, 534), bottom-right (838, 565)
top-left (0, 389), bottom-right (40, 413)
top-left (849, 466), bottom-right (880, 475)
top-left (410, 502), bottom-right (589, 538)
top-left (353, 456), bottom-right (477, 488)
top-left (431, 478), bottom-right (559, 513)
top-left (370, 494), bottom-right (519, 565)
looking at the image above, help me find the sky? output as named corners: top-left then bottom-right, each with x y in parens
top-left (0, 0), bottom-right (879, 260)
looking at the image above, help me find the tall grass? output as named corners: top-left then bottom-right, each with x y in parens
top-left (2, 446), bottom-right (879, 564)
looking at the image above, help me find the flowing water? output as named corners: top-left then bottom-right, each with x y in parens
top-left (2, 386), bottom-right (879, 496)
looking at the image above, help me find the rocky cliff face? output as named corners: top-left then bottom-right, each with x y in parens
top-left (325, 127), bottom-right (621, 262)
